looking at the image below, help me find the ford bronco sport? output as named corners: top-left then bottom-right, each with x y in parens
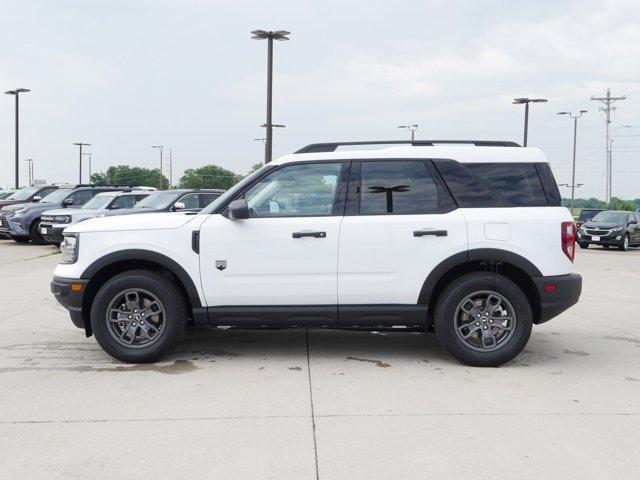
top-left (51, 141), bottom-right (582, 367)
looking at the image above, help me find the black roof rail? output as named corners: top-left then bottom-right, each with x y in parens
top-left (294, 140), bottom-right (521, 154)
top-left (73, 184), bottom-right (138, 188)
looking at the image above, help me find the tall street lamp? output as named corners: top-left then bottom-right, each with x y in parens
top-left (398, 124), bottom-right (419, 141)
top-left (151, 145), bottom-right (164, 189)
top-left (557, 110), bottom-right (587, 214)
top-left (73, 142), bottom-right (91, 184)
top-left (4, 88), bottom-right (30, 188)
top-left (513, 97), bottom-right (547, 146)
top-left (251, 29), bottom-right (290, 164)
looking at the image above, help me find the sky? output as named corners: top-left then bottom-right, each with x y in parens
top-left (1, 0), bottom-right (639, 199)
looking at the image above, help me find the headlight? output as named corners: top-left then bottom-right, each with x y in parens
top-left (13, 208), bottom-right (28, 215)
top-left (54, 215), bottom-right (71, 223)
top-left (60, 234), bottom-right (79, 264)
top-left (611, 226), bottom-right (623, 232)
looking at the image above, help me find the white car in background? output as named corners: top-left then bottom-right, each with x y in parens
top-left (39, 190), bottom-right (153, 244)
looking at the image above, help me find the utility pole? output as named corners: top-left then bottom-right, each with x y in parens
top-left (398, 124), bottom-right (419, 141)
top-left (591, 89), bottom-right (627, 203)
top-left (25, 158), bottom-right (34, 186)
top-left (82, 152), bottom-right (92, 182)
top-left (73, 143), bottom-right (91, 184)
top-left (151, 145), bottom-right (164, 189)
top-left (4, 88), bottom-right (30, 188)
top-left (251, 30), bottom-right (290, 163)
top-left (557, 110), bottom-right (587, 214)
top-left (166, 148), bottom-right (173, 187)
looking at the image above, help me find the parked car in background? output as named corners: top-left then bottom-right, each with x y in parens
top-left (577, 210), bottom-right (640, 251)
top-left (38, 190), bottom-right (153, 244)
top-left (0, 184), bottom-right (130, 244)
top-left (0, 184), bottom-right (61, 210)
top-left (0, 190), bottom-right (17, 200)
top-left (576, 208), bottom-right (605, 228)
top-left (100, 189), bottom-right (224, 217)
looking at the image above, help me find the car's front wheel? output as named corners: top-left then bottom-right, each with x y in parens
top-left (578, 242), bottom-right (589, 249)
top-left (434, 272), bottom-right (532, 367)
top-left (619, 235), bottom-right (630, 251)
top-left (90, 270), bottom-right (187, 363)
top-left (29, 221), bottom-right (47, 245)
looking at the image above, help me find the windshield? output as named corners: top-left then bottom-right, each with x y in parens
top-left (591, 211), bottom-right (627, 223)
top-left (579, 210), bottom-right (601, 221)
top-left (201, 165), bottom-right (271, 214)
top-left (81, 195), bottom-right (112, 210)
top-left (6, 186), bottom-right (41, 201)
top-left (0, 191), bottom-right (15, 199)
top-left (40, 189), bottom-right (72, 204)
top-left (134, 191), bottom-right (181, 209)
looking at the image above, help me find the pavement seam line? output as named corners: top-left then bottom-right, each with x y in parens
top-left (306, 329), bottom-right (320, 480)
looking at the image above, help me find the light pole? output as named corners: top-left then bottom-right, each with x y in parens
top-left (398, 124), bottom-right (419, 141)
top-left (513, 97), bottom-right (547, 146)
top-left (25, 158), bottom-right (34, 186)
top-left (557, 110), bottom-right (587, 214)
top-left (73, 143), bottom-right (91, 184)
top-left (82, 152), bottom-right (93, 182)
top-left (151, 145), bottom-right (164, 189)
top-left (4, 88), bottom-right (30, 188)
top-left (609, 125), bottom-right (632, 201)
top-left (251, 29), bottom-right (290, 163)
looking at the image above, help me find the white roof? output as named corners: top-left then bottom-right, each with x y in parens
top-left (94, 190), bottom-right (152, 198)
top-left (273, 145), bottom-right (548, 165)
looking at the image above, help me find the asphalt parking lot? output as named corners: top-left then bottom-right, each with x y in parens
top-left (0, 239), bottom-right (638, 479)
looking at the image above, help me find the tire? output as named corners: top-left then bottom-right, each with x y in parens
top-left (578, 242), bottom-right (589, 249)
top-left (434, 272), bottom-right (533, 367)
top-left (619, 235), bottom-right (629, 251)
top-left (602, 245), bottom-right (609, 249)
top-left (90, 269), bottom-right (187, 363)
top-left (12, 236), bottom-right (30, 243)
top-left (29, 220), bottom-right (47, 245)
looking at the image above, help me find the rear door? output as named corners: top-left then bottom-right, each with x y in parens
top-left (337, 159), bottom-right (467, 325)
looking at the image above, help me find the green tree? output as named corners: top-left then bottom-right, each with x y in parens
top-left (178, 164), bottom-right (242, 189)
top-left (90, 165), bottom-right (169, 189)
top-left (609, 197), bottom-right (637, 211)
top-left (247, 163), bottom-right (263, 176)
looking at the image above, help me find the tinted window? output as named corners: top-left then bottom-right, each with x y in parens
top-left (69, 190), bottom-right (95, 205)
top-left (534, 163), bottom-right (562, 206)
top-left (435, 160), bottom-right (548, 207)
top-left (199, 193), bottom-right (220, 208)
top-left (245, 162), bottom-right (342, 217)
top-left (37, 187), bottom-right (58, 198)
top-left (178, 193), bottom-right (201, 209)
top-left (360, 161), bottom-right (441, 215)
top-left (110, 195), bottom-right (136, 209)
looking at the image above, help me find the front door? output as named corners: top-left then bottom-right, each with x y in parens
top-left (199, 161), bottom-right (349, 325)
top-left (337, 159), bottom-right (467, 325)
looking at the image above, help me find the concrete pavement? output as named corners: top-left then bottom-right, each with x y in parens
top-left (0, 238), bottom-right (638, 479)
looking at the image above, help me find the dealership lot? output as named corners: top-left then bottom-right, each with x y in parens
top-left (0, 239), bottom-right (638, 479)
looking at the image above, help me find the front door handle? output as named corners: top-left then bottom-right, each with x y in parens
top-left (414, 229), bottom-right (448, 237)
top-left (292, 231), bottom-right (327, 239)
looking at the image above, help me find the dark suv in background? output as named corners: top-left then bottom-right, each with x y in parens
top-left (576, 208), bottom-right (605, 228)
top-left (577, 210), bottom-right (640, 251)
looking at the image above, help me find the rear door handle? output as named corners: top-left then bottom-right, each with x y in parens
top-left (292, 231), bottom-right (327, 239)
top-left (414, 229), bottom-right (448, 237)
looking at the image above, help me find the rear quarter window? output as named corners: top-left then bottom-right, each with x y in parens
top-left (434, 160), bottom-right (549, 207)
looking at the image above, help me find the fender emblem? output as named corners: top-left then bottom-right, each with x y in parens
top-left (215, 260), bottom-right (227, 271)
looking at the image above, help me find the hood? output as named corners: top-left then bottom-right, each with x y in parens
top-left (67, 211), bottom-right (199, 233)
top-left (583, 221), bottom-right (623, 229)
top-left (100, 207), bottom-right (163, 216)
top-left (0, 199), bottom-right (33, 208)
top-left (1, 202), bottom-right (32, 213)
top-left (11, 202), bottom-right (60, 214)
top-left (42, 207), bottom-right (88, 217)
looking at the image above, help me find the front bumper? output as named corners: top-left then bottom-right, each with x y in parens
top-left (51, 276), bottom-right (89, 330)
top-left (0, 213), bottom-right (28, 237)
top-left (577, 230), bottom-right (624, 246)
top-left (39, 223), bottom-right (66, 243)
top-left (533, 273), bottom-right (582, 324)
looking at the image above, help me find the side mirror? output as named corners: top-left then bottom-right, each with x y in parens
top-left (228, 199), bottom-right (250, 220)
top-left (110, 205), bottom-right (120, 210)
top-left (33, 195), bottom-right (42, 202)
top-left (629, 220), bottom-right (637, 225)
top-left (62, 198), bottom-right (74, 207)
top-left (172, 201), bottom-right (186, 211)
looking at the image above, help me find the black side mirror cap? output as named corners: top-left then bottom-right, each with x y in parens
top-left (228, 199), bottom-right (250, 220)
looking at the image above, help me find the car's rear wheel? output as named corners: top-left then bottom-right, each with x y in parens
top-left (578, 242), bottom-right (589, 249)
top-left (619, 235), bottom-right (630, 251)
top-left (434, 272), bottom-right (532, 367)
top-left (90, 270), bottom-right (187, 363)
top-left (29, 220), bottom-right (47, 245)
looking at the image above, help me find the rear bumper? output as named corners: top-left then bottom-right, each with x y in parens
top-left (51, 276), bottom-right (89, 330)
top-left (533, 273), bottom-right (582, 324)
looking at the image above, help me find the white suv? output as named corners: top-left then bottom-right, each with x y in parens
top-left (51, 141), bottom-right (582, 366)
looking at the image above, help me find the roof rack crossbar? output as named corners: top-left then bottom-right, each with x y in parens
top-left (294, 140), bottom-right (521, 153)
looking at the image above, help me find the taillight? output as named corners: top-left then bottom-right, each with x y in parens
top-left (561, 221), bottom-right (576, 262)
